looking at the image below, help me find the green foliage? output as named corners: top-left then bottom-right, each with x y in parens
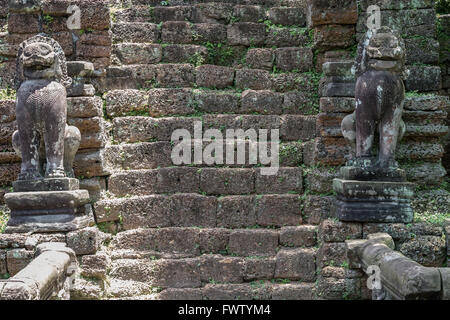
top-left (0, 88), bottom-right (16, 100)
top-left (436, 0), bottom-right (450, 14)
top-left (414, 211), bottom-right (450, 226)
top-left (188, 52), bottom-right (205, 67)
top-left (43, 14), bottom-right (54, 24)
top-left (0, 207), bottom-right (9, 233)
top-left (204, 42), bottom-right (235, 66)
top-left (405, 90), bottom-right (435, 98)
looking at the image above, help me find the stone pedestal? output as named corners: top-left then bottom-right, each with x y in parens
top-left (333, 163), bottom-right (415, 223)
top-left (4, 178), bottom-right (94, 233)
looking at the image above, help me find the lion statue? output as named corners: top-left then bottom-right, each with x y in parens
top-left (12, 34), bottom-right (81, 180)
top-left (341, 26), bottom-right (409, 169)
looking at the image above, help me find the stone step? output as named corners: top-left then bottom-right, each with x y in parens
top-left (109, 249), bottom-right (316, 288)
top-left (104, 140), bottom-right (303, 170)
top-left (104, 88), bottom-right (319, 118)
top-left (106, 279), bottom-right (156, 299)
top-left (111, 115), bottom-right (316, 143)
top-left (109, 226), bottom-right (317, 258)
top-left (94, 194), bottom-right (303, 228)
top-left (309, 137), bottom-right (445, 166)
top-left (157, 282), bottom-right (315, 300)
top-left (107, 167), bottom-right (303, 197)
top-left (96, 65), bottom-right (319, 93)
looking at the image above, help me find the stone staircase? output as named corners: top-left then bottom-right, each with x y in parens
top-left (90, 0), bottom-right (325, 299)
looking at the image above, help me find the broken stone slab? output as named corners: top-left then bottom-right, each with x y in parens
top-left (0, 242), bottom-right (76, 300)
top-left (12, 178), bottom-right (80, 192)
top-left (346, 233), bottom-right (443, 300)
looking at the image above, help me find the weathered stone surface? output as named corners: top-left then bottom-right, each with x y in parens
top-left (6, 248), bottom-right (33, 276)
top-left (113, 43), bottom-right (161, 65)
top-left (305, 167), bottom-right (340, 193)
top-left (150, 258), bottom-right (202, 288)
top-left (275, 47), bottom-right (313, 72)
top-left (192, 23), bottom-right (228, 43)
top-left (316, 276), bottom-right (361, 300)
top-left (274, 248), bottom-right (316, 281)
top-left (161, 21), bottom-right (193, 44)
top-left (8, 14), bottom-right (40, 34)
top-left (246, 48), bottom-right (274, 71)
top-left (256, 195), bottom-right (302, 227)
top-left (244, 257), bottom-right (276, 281)
top-left (308, 0), bottom-right (357, 27)
top-left (67, 227), bottom-right (99, 256)
top-left (193, 3), bottom-right (233, 24)
top-left (228, 229), bottom-right (279, 257)
top-left (105, 142), bottom-right (173, 171)
top-left (162, 44), bottom-right (208, 63)
top-left (200, 168), bottom-right (254, 195)
top-left (148, 88), bottom-right (195, 117)
top-left (233, 5), bottom-right (265, 23)
top-left (313, 24), bottom-right (355, 51)
top-left (227, 23), bottom-right (266, 46)
top-left (319, 219), bottom-right (362, 243)
top-left (279, 142), bottom-right (303, 167)
top-left (155, 63), bottom-right (195, 87)
top-left (356, 9), bottom-right (436, 38)
top-left (199, 254), bottom-right (245, 283)
top-left (399, 236), bottom-right (447, 267)
top-left (195, 90), bottom-right (240, 114)
top-left (0, 101), bottom-right (16, 123)
top-left (0, 249), bottom-right (6, 276)
top-left (70, 278), bottom-right (104, 300)
top-left (271, 283), bottom-right (315, 300)
top-left (268, 7), bottom-right (306, 26)
top-left (81, 252), bottom-right (110, 280)
top-left (235, 69), bottom-right (272, 90)
top-left (154, 5), bottom-right (193, 23)
top-left (404, 96), bottom-right (449, 111)
top-left (279, 225), bottom-right (317, 247)
top-left (112, 23), bottom-right (160, 43)
top-left (104, 89), bottom-right (148, 117)
top-left (281, 115), bottom-right (316, 141)
top-left (241, 90), bottom-right (283, 115)
top-left (170, 193), bottom-right (217, 228)
top-left (255, 168), bottom-right (303, 194)
top-left (317, 242), bottom-right (347, 268)
top-left (196, 65), bottom-right (234, 89)
top-left (202, 283), bottom-right (255, 300)
top-left (216, 196), bottom-right (257, 228)
top-left (266, 26), bottom-right (309, 47)
top-left (158, 288), bottom-right (203, 300)
top-left (405, 66), bottom-right (441, 92)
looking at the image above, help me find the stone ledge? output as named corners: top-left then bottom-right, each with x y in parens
top-left (346, 233), bottom-right (447, 300)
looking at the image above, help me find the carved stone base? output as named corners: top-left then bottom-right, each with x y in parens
top-left (4, 189), bottom-right (94, 233)
top-left (333, 179), bottom-right (415, 223)
top-left (13, 178), bottom-right (80, 192)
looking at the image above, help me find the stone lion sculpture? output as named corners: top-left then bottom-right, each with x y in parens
top-left (12, 34), bottom-right (81, 180)
top-left (341, 26), bottom-right (409, 169)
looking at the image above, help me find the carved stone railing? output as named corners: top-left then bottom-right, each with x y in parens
top-left (0, 242), bottom-right (77, 300)
top-left (346, 233), bottom-right (449, 300)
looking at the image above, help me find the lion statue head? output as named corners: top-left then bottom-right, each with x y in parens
top-left (353, 26), bottom-right (409, 80)
top-left (15, 33), bottom-right (72, 89)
